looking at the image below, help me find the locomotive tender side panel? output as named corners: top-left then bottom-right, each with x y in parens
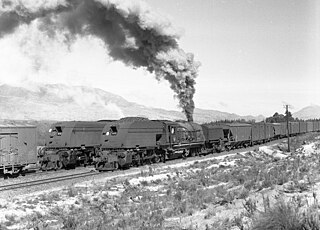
top-left (201, 124), bottom-right (224, 142)
top-left (101, 120), bottom-right (164, 149)
top-left (46, 121), bottom-right (106, 148)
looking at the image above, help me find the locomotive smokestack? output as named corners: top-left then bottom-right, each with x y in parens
top-left (0, 0), bottom-right (200, 121)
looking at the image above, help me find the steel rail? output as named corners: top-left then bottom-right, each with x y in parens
top-left (0, 171), bottom-right (99, 192)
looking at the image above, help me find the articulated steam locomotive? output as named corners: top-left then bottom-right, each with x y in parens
top-left (36, 118), bottom-right (320, 172)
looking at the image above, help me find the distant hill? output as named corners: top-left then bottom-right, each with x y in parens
top-left (0, 84), bottom-right (264, 123)
top-left (293, 105), bottom-right (320, 120)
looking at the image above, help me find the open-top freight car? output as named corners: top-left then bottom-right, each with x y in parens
top-left (289, 122), bottom-right (300, 136)
top-left (251, 123), bottom-right (265, 145)
top-left (221, 123), bottom-right (252, 149)
top-left (0, 125), bottom-right (37, 176)
top-left (299, 122), bottom-right (307, 134)
top-left (306, 121), bottom-right (314, 132)
top-left (202, 122), bottom-right (271, 151)
top-left (314, 121), bottom-right (320, 132)
top-left (95, 117), bottom-right (206, 171)
top-left (40, 121), bottom-right (111, 170)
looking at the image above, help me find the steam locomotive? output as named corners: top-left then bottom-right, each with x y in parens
top-left (37, 118), bottom-right (320, 171)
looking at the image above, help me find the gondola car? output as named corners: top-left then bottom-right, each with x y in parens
top-left (306, 121), bottom-right (314, 132)
top-left (265, 123), bottom-right (274, 141)
top-left (40, 121), bottom-right (110, 170)
top-left (0, 125), bottom-right (37, 176)
top-left (221, 123), bottom-right (252, 149)
top-left (251, 123), bottom-right (265, 145)
top-left (289, 122), bottom-right (300, 136)
top-left (299, 121), bottom-right (307, 134)
top-left (314, 121), bottom-right (320, 132)
top-left (272, 123), bottom-right (283, 139)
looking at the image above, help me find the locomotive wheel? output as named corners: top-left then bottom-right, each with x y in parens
top-left (134, 154), bottom-right (141, 166)
top-left (113, 162), bottom-right (119, 170)
top-left (182, 149), bottom-right (189, 158)
top-left (96, 162), bottom-right (105, 172)
top-left (153, 155), bottom-right (161, 163)
top-left (40, 161), bottom-right (49, 171)
top-left (56, 161), bottom-right (64, 170)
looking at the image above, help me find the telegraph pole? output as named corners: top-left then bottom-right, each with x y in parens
top-left (285, 104), bottom-right (290, 152)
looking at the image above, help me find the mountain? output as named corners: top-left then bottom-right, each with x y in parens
top-left (0, 84), bottom-right (264, 123)
top-left (293, 105), bottom-right (320, 120)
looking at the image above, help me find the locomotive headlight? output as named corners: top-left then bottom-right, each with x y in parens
top-left (106, 131), bottom-right (110, 136)
top-left (49, 129), bottom-right (52, 133)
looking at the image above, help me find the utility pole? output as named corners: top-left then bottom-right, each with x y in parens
top-left (284, 104), bottom-right (290, 152)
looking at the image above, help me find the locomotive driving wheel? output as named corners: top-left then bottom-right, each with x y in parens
top-left (153, 155), bottom-right (161, 163)
top-left (56, 161), bottom-right (64, 170)
top-left (40, 161), bottom-right (49, 171)
top-left (182, 149), bottom-right (190, 158)
top-left (96, 162), bottom-right (105, 172)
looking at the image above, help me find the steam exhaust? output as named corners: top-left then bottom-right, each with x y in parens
top-left (0, 0), bottom-right (200, 121)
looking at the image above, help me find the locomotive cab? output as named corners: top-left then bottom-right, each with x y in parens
top-left (167, 121), bottom-right (206, 157)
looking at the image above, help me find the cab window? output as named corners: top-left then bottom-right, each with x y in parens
top-left (55, 126), bottom-right (63, 136)
top-left (110, 126), bottom-right (118, 135)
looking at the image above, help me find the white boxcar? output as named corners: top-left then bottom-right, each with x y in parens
top-left (0, 125), bottom-right (37, 174)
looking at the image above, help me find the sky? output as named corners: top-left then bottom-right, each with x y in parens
top-left (0, 0), bottom-right (319, 116)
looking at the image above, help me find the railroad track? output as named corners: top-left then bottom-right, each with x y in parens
top-left (0, 171), bottom-right (99, 192)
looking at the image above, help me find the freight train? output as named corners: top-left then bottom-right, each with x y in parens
top-left (2, 119), bottom-right (320, 175)
top-left (40, 118), bottom-right (320, 171)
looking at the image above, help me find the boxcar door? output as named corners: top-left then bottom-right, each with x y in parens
top-left (0, 132), bottom-right (18, 165)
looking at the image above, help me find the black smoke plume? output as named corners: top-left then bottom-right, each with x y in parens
top-left (0, 0), bottom-right (200, 121)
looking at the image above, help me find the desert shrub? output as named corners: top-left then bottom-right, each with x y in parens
top-left (4, 214), bottom-right (16, 226)
top-left (243, 198), bottom-right (257, 218)
top-left (67, 186), bottom-right (79, 197)
top-left (140, 180), bottom-right (149, 186)
top-left (252, 199), bottom-right (301, 230)
top-left (39, 192), bottom-right (61, 203)
top-left (237, 187), bottom-right (250, 200)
